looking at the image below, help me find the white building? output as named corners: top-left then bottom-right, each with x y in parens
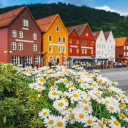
top-left (93, 30), bottom-right (108, 65)
top-left (104, 31), bottom-right (115, 62)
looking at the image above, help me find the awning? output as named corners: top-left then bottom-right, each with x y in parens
top-left (69, 56), bottom-right (92, 60)
top-left (95, 57), bottom-right (108, 60)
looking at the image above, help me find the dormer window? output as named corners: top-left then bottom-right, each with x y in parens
top-left (56, 26), bottom-right (59, 32)
top-left (86, 32), bottom-right (88, 36)
top-left (23, 19), bottom-right (29, 27)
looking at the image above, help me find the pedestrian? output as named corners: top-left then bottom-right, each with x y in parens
top-left (38, 62), bottom-right (40, 68)
top-left (101, 62), bottom-right (103, 69)
top-left (49, 61), bottom-right (52, 68)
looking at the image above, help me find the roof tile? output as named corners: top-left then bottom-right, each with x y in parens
top-left (115, 37), bottom-right (127, 47)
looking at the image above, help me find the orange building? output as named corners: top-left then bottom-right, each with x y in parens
top-left (36, 14), bottom-right (68, 66)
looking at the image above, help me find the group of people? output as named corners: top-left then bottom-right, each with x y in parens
top-left (24, 62), bottom-right (40, 69)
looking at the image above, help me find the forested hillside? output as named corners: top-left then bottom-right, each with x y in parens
top-left (0, 2), bottom-right (128, 37)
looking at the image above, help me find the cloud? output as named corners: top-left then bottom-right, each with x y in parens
top-left (95, 5), bottom-right (128, 16)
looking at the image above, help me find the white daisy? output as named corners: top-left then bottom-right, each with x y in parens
top-left (35, 85), bottom-right (46, 92)
top-left (38, 109), bottom-right (51, 119)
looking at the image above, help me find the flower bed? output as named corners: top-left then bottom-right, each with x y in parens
top-left (0, 63), bottom-right (128, 128)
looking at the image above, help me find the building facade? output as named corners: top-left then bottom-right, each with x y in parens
top-left (115, 37), bottom-right (128, 64)
top-left (104, 31), bottom-right (115, 62)
top-left (0, 6), bottom-right (41, 66)
top-left (93, 30), bottom-right (108, 65)
top-left (36, 14), bottom-right (68, 66)
top-left (66, 24), bottom-right (96, 66)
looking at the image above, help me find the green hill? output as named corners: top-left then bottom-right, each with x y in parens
top-left (0, 2), bottom-right (127, 37)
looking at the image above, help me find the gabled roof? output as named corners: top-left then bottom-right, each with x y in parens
top-left (66, 23), bottom-right (88, 36)
top-left (0, 6), bottom-right (25, 28)
top-left (36, 14), bottom-right (57, 32)
top-left (104, 31), bottom-right (111, 40)
top-left (115, 37), bottom-right (127, 47)
top-left (92, 31), bottom-right (101, 40)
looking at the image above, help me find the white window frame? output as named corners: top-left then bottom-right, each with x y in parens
top-left (127, 46), bottom-right (128, 50)
top-left (76, 48), bottom-right (79, 53)
top-left (124, 46), bottom-right (125, 50)
top-left (63, 37), bottom-right (66, 43)
top-left (85, 49), bottom-right (87, 54)
top-left (19, 31), bottom-right (23, 38)
top-left (18, 43), bottom-right (23, 51)
top-left (12, 56), bottom-right (20, 65)
top-left (91, 49), bottom-right (93, 54)
top-left (124, 52), bottom-right (126, 56)
top-left (70, 39), bottom-right (72, 44)
top-left (26, 57), bottom-right (32, 64)
top-left (33, 33), bottom-right (37, 40)
top-left (76, 40), bottom-right (79, 45)
top-left (56, 26), bottom-right (59, 32)
top-left (58, 36), bottom-right (61, 43)
top-left (49, 56), bottom-right (53, 62)
top-left (127, 52), bottom-right (128, 56)
top-left (91, 41), bottom-right (93, 46)
top-left (11, 42), bottom-right (16, 50)
top-left (33, 44), bottom-right (37, 51)
top-left (58, 46), bottom-right (61, 53)
top-left (70, 48), bottom-right (72, 53)
top-left (12, 30), bottom-right (17, 38)
top-left (48, 35), bottom-right (52, 42)
top-left (23, 19), bottom-right (29, 27)
top-left (49, 46), bottom-right (53, 53)
top-left (63, 47), bottom-right (66, 53)
top-left (81, 49), bottom-right (84, 54)
top-left (86, 32), bottom-right (88, 36)
top-left (34, 56), bottom-right (40, 64)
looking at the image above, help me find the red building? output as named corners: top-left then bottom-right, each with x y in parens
top-left (0, 6), bottom-right (41, 66)
top-left (66, 23), bottom-right (95, 66)
top-left (115, 37), bottom-right (128, 64)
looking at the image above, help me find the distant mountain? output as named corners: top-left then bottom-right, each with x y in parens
top-left (0, 3), bottom-right (127, 38)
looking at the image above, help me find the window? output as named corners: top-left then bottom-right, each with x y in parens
top-left (19, 31), bottom-right (23, 38)
top-left (63, 47), bottom-right (66, 53)
top-left (84, 41), bottom-right (87, 45)
top-left (81, 40), bottom-right (83, 45)
top-left (81, 49), bottom-right (84, 54)
top-left (63, 37), bottom-right (66, 43)
top-left (11, 42), bottom-right (16, 50)
top-left (85, 49), bottom-right (87, 54)
top-left (33, 33), bottom-right (37, 40)
top-left (34, 56), bottom-right (40, 64)
top-left (12, 56), bottom-right (19, 65)
top-left (91, 41), bottom-right (93, 46)
top-left (91, 49), bottom-right (93, 54)
top-left (127, 46), bottom-right (128, 50)
top-left (124, 46), bottom-right (125, 50)
top-left (23, 19), bottom-right (29, 27)
top-left (76, 40), bottom-right (79, 45)
top-left (124, 52), bottom-right (126, 56)
top-left (12, 30), bottom-right (17, 37)
top-left (18, 43), bottom-right (23, 50)
top-left (49, 56), bottom-right (53, 62)
top-left (26, 57), bottom-right (32, 64)
top-left (58, 37), bottom-right (61, 43)
top-left (49, 35), bottom-right (52, 42)
top-left (58, 46), bottom-right (61, 53)
top-left (76, 49), bottom-right (79, 53)
top-left (56, 26), bottom-right (59, 32)
top-left (49, 46), bottom-right (52, 53)
top-left (86, 32), bottom-right (88, 36)
top-left (127, 52), bottom-right (128, 56)
top-left (70, 39), bottom-right (72, 44)
top-left (70, 48), bottom-right (72, 53)
top-left (33, 44), bottom-right (37, 51)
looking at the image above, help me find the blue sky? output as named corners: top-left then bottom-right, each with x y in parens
top-left (1, 0), bottom-right (128, 16)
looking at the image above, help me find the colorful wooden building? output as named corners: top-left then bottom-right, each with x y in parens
top-left (0, 6), bottom-right (41, 66)
top-left (115, 37), bottom-right (128, 64)
top-left (36, 14), bottom-right (68, 66)
top-left (66, 23), bottom-right (96, 66)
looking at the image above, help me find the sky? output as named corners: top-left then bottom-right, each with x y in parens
top-left (0, 0), bottom-right (128, 16)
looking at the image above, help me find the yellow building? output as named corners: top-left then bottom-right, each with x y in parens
top-left (36, 14), bottom-right (68, 66)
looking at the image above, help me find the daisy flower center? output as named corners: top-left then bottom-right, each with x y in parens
top-left (32, 85), bottom-right (37, 87)
top-left (96, 92), bottom-right (100, 94)
top-left (109, 106), bottom-right (114, 110)
top-left (84, 107), bottom-right (89, 111)
top-left (64, 79), bottom-right (68, 82)
top-left (73, 94), bottom-right (78, 97)
top-left (100, 79), bottom-right (103, 81)
top-left (49, 120), bottom-right (54, 125)
top-left (99, 122), bottom-right (104, 128)
top-left (52, 85), bottom-right (56, 88)
top-left (57, 122), bottom-right (63, 127)
top-left (69, 114), bottom-right (74, 119)
top-left (40, 75), bottom-right (43, 76)
top-left (42, 112), bottom-right (47, 116)
top-left (39, 78), bottom-right (44, 82)
top-left (38, 88), bottom-right (42, 90)
top-left (83, 85), bottom-right (87, 88)
top-left (83, 99), bottom-right (88, 104)
top-left (69, 84), bottom-right (73, 88)
top-left (61, 93), bottom-right (65, 96)
top-left (114, 120), bottom-right (119, 126)
top-left (52, 92), bottom-right (57, 95)
top-left (93, 84), bottom-right (96, 87)
top-left (28, 72), bottom-right (31, 74)
top-left (88, 120), bottom-right (93, 124)
top-left (58, 102), bottom-right (64, 107)
top-left (105, 100), bottom-right (109, 103)
top-left (87, 94), bottom-right (91, 97)
top-left (79, 113), bottom-right (84, 118)
top-left (80, 80), bottom-right (84, 82)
